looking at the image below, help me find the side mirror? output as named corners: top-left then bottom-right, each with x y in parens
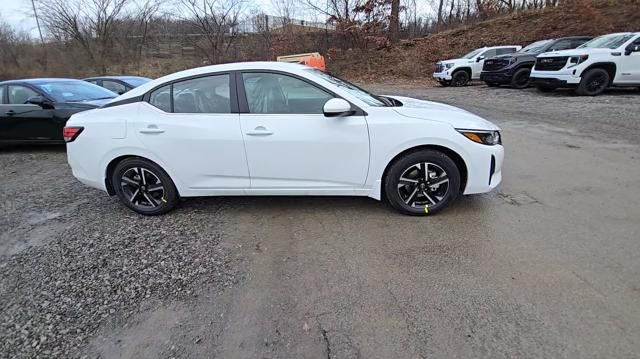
top-left (323, 98), bottom-right (352, 117)
top-left (26, 95), bottom-right (53, 109)
top-left (476, 56), bottom-right (485, 62)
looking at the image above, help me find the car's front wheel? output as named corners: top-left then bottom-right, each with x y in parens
top-left (451, 70), bottom-right (470, 87)
top-left (112, 157), bottom-right (179, 215)
top-left (576, 68), bottom-right (609, 96)
top-left (384, 150), bottom-right (461, 216)
top-left (511, 68), bottom-right (531, 89)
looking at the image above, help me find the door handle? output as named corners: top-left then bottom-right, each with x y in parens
top-left (5, 110), bottom-right (16, 116)
top-left (139, 125), bottom-right (165, 134)
top-left (245, 126), bottom-right (273, 136)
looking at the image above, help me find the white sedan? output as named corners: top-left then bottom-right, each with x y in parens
top-left (65, 62), bottom-right (504, 216)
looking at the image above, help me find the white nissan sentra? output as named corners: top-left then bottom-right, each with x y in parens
top-left (65, 62), bottom-right (504, 216)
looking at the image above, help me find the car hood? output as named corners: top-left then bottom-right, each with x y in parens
top-left (62, 98), bottom-right (114, 109)
top-left (386, 96), bottom-right (500, 131)
top-left (493, 52), bottom-right (537, 61)
top-left (537, 48), bottom-right (610, 57)
top-left (437, 58), bottom-right (475, 65)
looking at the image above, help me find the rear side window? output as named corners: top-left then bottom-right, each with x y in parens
top-left (149, 85), bottom-right (171, 112)
top-left (173, 75), bottom-right (230, 113)
top-left (482, 49), bottom-right (497, 58)
top-left (147, 75), bottom-right (231, 114)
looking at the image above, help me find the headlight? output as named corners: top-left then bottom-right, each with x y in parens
top-left (508, 57), bottom-right (517, 65)
top-left (567, 55), bottom-right (588, 68)
top-left (444, 63), bottom-right (455, 70)
top-left (457, 130), bottom-right (502, 145)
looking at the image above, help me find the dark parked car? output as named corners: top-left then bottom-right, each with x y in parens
top-left (0, 78), bottom-right (117, 144)
top-left (479, 36), bottom-right (593, 88)
top-left (83, 76), bottom-right (151, 95)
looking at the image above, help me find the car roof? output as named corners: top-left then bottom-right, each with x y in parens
top-left (116, 62), bottom-right (313, 102)
top-left (0, 78), bottom-right (84, 86)
top-left (83, 76), bottom-right (151, 81)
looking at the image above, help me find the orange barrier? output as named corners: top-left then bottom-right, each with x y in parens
top-left (276, 52), bottom-right (326, 71)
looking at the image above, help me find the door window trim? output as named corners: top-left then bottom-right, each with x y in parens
top-left (235, 70), bottom-right (366, 116)
top-left (143, 71), bottom-right (238, 114)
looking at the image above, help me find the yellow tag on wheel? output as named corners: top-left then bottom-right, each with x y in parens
top-left (424, 207), bottom-right (429, 214)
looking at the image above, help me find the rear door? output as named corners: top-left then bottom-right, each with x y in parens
top-left (133, 73), bottom-right (250, 191)
top-left (0, 85), bottom-right (55, 141)
top-left (238, 71), bottom-right (369, 191)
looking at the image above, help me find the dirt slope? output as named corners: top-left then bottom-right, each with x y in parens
top-left (333, 0), bottom-right (640, 81)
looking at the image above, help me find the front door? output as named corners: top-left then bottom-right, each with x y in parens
top-left (238, 72), bottom-right (369, 191)
top-left (133, 73), bottom-right (250, 191)
top-left (617, 38), bottom-right (640, 84)
top-left (0, 85), bottom-right (55, 141)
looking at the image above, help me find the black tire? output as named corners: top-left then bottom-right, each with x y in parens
top-left (485, 82), bottom-right (500, 87)
top-left (576, 68), bottom-right (609, 96)
top-left (451, 70), bottom-right (470, 87)
top-left (112, 157), bottom-right (179, 215)
top-left (438, 80), bottom-right (451, 87)
top-left (384, 150), bottom-right (461, 216)
top-left (536, 86), bottom-right (556, 93)
top-left (510, 67), bottom-right (531, 89)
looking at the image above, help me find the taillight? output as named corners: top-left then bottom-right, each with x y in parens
top-left (63, 126), bottom-right (84, 142)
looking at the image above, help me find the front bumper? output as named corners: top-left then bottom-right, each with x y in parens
top-left (462, 143), bottom-right (504, 195)
top-left (529, 70), bottom-right (581, 86)
top-left (433, 71), bottom-right (452, 81)
top-left (479, 70), bottom-right (512, 84)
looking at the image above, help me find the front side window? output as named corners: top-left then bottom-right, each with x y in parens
top-left (242, 73), bottom-right (333, 114)
top-left (462, 48), bottom-right (483, 59)
top-left (306, 69), bottom-right (384, 107)
top-left (8, 85), bottom-right (39, 104)
top-left (549, 40), bottom-right (573, 51)
top-left (579, 34), bottom-right (635, 49)
top-left (519, 40), bottom-right (553, 54)
top-left (102, 80), bottom-right (127, 94)
top-left (173, 75), bottom-right (230, 113)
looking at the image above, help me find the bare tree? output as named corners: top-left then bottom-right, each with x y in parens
top-left (180, 0), bottom-right (246, 64)
top-left (38, 0), bottom-right (133, 73)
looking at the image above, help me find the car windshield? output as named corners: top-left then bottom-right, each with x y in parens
top-left (34, 81), bottom-right (117, 102)
top-left (518, 40), bottom-right (553, 54)
top-left (125, 77), bottom-right (151, 87)
top-left (306, 69), bottom-right (385, 107)
top-left (578, 34), bottom-right (635, 49)
top-left (462, 48), bottom-right (483, 59)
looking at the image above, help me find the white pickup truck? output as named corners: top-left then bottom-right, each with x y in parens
top-left (530, 32), bottom-right (640, 95)
top-left (433, 45), bottom-right (522, 87)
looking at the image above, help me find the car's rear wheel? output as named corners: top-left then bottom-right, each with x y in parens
top-left (112, 158), bottom-right (179, 215)
top-left (384, 150), bottom-right (461, 216)
top-left (576, 68), bottom-right (609, 96)
top-left (451, 70), bottom-right (470, 87)
top-left (438, 80), bottom-right (451, 87)
top-left (511, 68), bottom-right (531, 89)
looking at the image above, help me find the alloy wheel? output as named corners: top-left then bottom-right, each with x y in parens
top-left (120, 167), bottom-right (166, 209)
top-left (397, 162), bottom-right (450, 208)
top-left (586, 74), bottom-right (607, 93)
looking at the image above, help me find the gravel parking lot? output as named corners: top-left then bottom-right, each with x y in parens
top-left (1, 83), bottom-right (639, 358)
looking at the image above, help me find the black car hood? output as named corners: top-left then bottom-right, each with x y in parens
top-left (493, 52), bottom-right (539, 62)
top-left (60, 98), bottom-right (114, 109)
